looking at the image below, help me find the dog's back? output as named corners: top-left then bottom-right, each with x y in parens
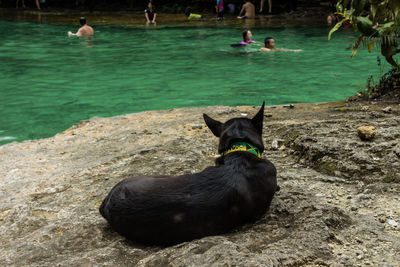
top-left (99, 102), bottom-right (278, 245)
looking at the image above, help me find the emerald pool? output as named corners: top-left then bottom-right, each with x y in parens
top-left (0, 18), bottom-right (389, 145)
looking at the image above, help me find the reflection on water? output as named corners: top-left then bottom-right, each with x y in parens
top-left (0, 18), bottom-right (391, 146)
top-left (77, 37), bottom-right (95, 49)
top-left (0, 136), bottom-right (17, 142)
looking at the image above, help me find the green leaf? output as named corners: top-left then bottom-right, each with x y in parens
top-left (389, 0), bottom-right (400, 17)
top-left (376, 21), bottom-right (395, 35)
top-left (356, 16), bottom-right (376, 36)
top-left (351, 36), bottom-right (364, 57)
top-left (370, 4), bottom-right (377, 20)
top-left (352, 0), bottom-right (367, 16)
top-left (368, 42), bottom-right (374, 52)
top-left (394, 15), bottom-right (400, 33)
top-left (328, 19), bottom-right (347, 40)
top-left (336, 0), bottom-right (344, 12)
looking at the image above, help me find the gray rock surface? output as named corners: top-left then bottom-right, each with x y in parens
top-left (1, 101), bottom-right (399, 266)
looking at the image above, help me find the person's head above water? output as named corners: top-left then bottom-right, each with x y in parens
top-left (242, 30), bottom-right (253, 42)
top-left (79, 17), bottom-right (87, 26)
top-left (264, 37), bottom-right (275, 48)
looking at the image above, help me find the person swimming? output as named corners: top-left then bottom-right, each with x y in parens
top-left (68, 17), bottom-right (94, 37)
top-left (230, 30), bottom-right (255, 47)
top-left (240, 29), bottom-right (255, 44)
top-left (259, 37), bottom-right (302, 52)
top-left (231, 29), bottom-right (256, 47)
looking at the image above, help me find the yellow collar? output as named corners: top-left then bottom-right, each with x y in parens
top-left (222, 142), bottom-right (262, 158)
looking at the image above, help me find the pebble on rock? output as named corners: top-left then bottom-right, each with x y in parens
top-left (357, 126), bottom-right (376, 141)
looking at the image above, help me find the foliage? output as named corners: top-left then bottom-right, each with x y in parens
top-left (329, 0), bottom-right (400, 68)
top-left (362, 67), bottom-right (400, 99)
top-left (357, 55), bottom-right (400, 99)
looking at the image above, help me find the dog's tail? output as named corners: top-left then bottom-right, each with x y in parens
top-left (276, 185), bottom-right (281, 192)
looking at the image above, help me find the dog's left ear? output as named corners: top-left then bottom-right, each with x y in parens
top-left (251, 101), bottom-right (265, 134)
top-left (203, 113), bottom-right (222, 137)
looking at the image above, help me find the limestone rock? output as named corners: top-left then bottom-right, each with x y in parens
top-left (1, 102), bottom-right (400, 266)
top-left (357, 126), bottom-right (376, 141)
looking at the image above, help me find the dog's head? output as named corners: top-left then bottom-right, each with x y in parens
top-left (203, 102), bottom-right (265, 154)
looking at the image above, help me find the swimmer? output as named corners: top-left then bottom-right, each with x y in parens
top-left (231, 29), bottom-right (262, 47)
top-left (185, 11), bottom-right (203, 20)
top-left (237, 0), bottom-right (255, 19)
top-left (68, 17), bottom-right (94, 37)
top-left (145, 2), bottom-right (157, 24)
top-left (259, 37), bottom-right (302, 52)
top-left (240, 30), bottom-right (255, 45)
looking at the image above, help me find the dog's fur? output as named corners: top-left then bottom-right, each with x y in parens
top-left (99, 102), bottom-right (278, 246)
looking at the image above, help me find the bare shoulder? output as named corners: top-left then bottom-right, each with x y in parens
top-left (84, 25), bottom-right (94, 34)
top-left (77, 25), bottom-right (94, 37)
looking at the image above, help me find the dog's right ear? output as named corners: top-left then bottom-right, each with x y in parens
top-left (251, 101), bottom-right (265, 135)
top-left (203, 114), bottom-right (222, 137)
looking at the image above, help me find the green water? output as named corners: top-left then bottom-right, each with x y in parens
top-left (0, 19), bottom-right (389, 145)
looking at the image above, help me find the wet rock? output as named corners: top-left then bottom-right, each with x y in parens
top-left (357, 126), bottom-right (376, 141)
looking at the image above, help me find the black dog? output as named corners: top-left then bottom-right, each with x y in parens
top-left (99, 102), bottom-right (278, 246)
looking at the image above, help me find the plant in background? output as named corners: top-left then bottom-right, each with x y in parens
top-left (329, 0), bottom-right (400, 68)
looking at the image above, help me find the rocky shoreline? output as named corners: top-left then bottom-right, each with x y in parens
top-left (0, 100), bottom-right (399, 266)
top-left (0, 7), bottom-right (328, 27)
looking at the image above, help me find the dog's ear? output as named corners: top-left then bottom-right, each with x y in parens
top-left (203, 113), bottom-right (222, 137)
top-left (251, 101), bottom-right (265, 134)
